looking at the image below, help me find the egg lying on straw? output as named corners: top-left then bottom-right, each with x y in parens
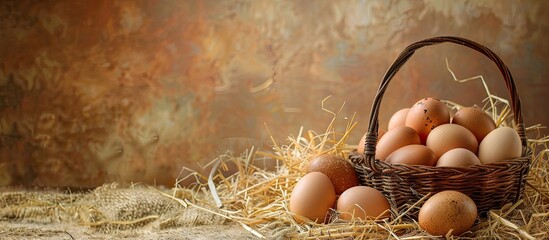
top-left (419, 190), bottom-right (477, 236)
top-left (307, 154), bottom-right (359, 195)
top-left (289, 172), bottom-right (336, 223)
top-left (336, 186), bottom-right (391, 221)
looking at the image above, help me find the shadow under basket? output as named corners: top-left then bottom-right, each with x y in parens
top-left (350, 36), bottom-right (532, 216)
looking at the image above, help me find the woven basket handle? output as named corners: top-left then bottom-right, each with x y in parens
top-left (363, 36), bottom-right (526, 172)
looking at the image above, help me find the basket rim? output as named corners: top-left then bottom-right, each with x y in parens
top-left (350, 149), bottom-right (531, 174)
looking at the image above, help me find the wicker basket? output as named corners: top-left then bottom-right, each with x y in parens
top-left (350, 36), bottom-right (531, 215)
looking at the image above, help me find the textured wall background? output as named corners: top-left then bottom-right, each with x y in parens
top-left (1, 0), bottom-right (548, 187)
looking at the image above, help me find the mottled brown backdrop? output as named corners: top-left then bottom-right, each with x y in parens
top-left (1, 0), bottom-right (547, 187)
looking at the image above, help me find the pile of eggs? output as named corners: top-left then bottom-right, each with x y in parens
top-left (359, 97), bottom-right (522, 167)
top-left (289, 154), bottom-right (390, 223)
top-left (289, 97), bottom-right (524, 236)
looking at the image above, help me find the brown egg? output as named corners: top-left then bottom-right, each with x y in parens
top-left (388, 108), bottom-right (410, 131)
top-left (426, 124), bottom-right (478, 159)
top-left (375, 126), bottom-right (421, 161)
top-left (436, 148), bottom-right (481, 167)
top-left (386, 145), bottom-right (437, 166)
top-left (308, 154), bottom-right (360, 195)
top-left (357, 129), bottom-right (386, 155)
top-left (419, 190), bottom-right (477, 236)
top-left (405, 98), bottom-right (450, 144)
top-left (290, 172), bottom-right (336, 223)
top-left (452, 106), bottom-right (496, 143)
top-left (337, 186), bottom-right (391, 220)
top-left (478, 127), bottom-right (522, 164)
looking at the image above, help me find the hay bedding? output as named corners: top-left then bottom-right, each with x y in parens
top-left (1, 73), bottom-right (549, 240)
top-left (190, 66), bottom-right (549, 239)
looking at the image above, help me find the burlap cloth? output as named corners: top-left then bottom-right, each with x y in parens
top-left (0, 184), bottom-right (256, 240)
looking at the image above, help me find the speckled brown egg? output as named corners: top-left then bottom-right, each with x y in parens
top-left (452, 106), bottom-right (496, 143)
top-left (290, 172), bottom-right (336, 223)
top-left (419, 190), bottom-right (477, 236)
top-left (426, 124), bottom-right (478, 159)
top-left (405, 98), bottom-right (451, 144)
top-left (307, 154), bottom-right (360, 195)
top-left (375, 126), bottom-right (421, 161)
top-left (337, 186), bottom-right (391, 220)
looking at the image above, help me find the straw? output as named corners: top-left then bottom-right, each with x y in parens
top-left (171, 60), bottom-right (549, 239)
